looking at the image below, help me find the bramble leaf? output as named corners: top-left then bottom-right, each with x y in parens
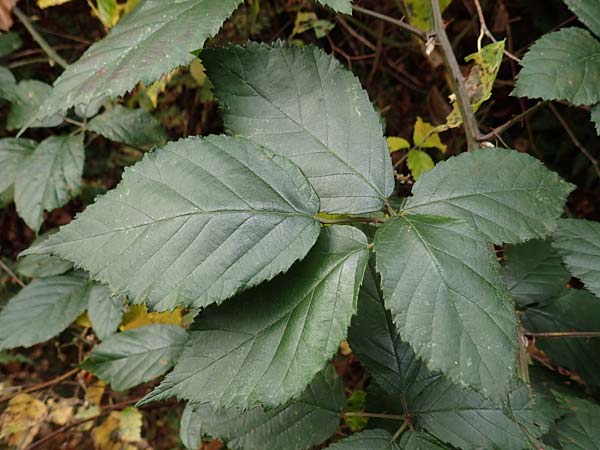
top-left (0, 138), bottom-right (36, 194)
top-left (22, 135), bottom-right (320, 310)
top-left (552, 395), bottom-right (600, 450)
top-left (81, 324), bottom-right (187, 391)
top-left (28, 0), bottom-right (242, 125)
top-left (139, 226), bottom-right (368, 410)
top-left (327, 429), bottom-right (401, 450)
top-left (203, 42), bottom-right (394, 214)
top-left (316, 0), bottom-right (352, 14)
top-left (407, 149), bottom-right (434, 180)
top-left (562, 0), bottom-right (600, 38)
top-left (374, 214), bottom-right (518, 399)
top-left (87, 290), bottom-right (124, 340)
top-left (403, 148), bottom-right (574, 244)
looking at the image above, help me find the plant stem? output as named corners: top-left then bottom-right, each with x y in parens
top-left (527, 331), bottom-right (600, 339)
top-left (390, 421), bottom-right (409, 442)
top-left (430, 0), bottom-right (481, 150)
top-left (343, 411), bottom-right (406, 421)
top-left (478, 101), bottom-right (547, 141)
top-left (13, 7), bottom-right (69, 69)
top-left (317, 216), bottom-right (385, 225)
top-left (472, 0), bottom-right (520, 62)
top-left (0, 258), bottom-right (25, 288)
top-left (351, 5), bottom-right (428, 41)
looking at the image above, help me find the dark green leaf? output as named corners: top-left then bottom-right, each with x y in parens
top-left (80, 324), bottom-right (188, 391)
top-left (553, 218), bottom-right (600, 297)
top-left (179, 403), bottom-right (202, 450)
top-left (87, 289), bottom-right (124, 340)
top-left (22, 135), bottom-right (320, 310)
top-left (14, 135), bottom-right (85, 232)
top-left (139, 226), bottom-right (369, 410)
top-left (553, 395), bottom-right (600, 450)
top-left (502, 240), bottom-right (569, 307)
top-left (88, 105), bottom-right (167, 148)
top-left (562, 0), bottom-right (600, 37)
top-left (402, 148), bottom-right (574, 244)
top-left (30, 0), bottom-right (242, 124)
top-left (188, 365), bottom-right (345, 450)
top-left (327, 429), bottom-right (401, 450)
top-left (399, 432), bottom-right (453, 450)
top-left (0, 138), bottom-right (36, 194)
top-left (0, 32), bottom-right (22, 57)
top-left (521, 288), bottom-right (600, 387)
top-left (1, 80), bottom-right (64, 130)
top-left (203, 42), bottom-right (394, 214)
top-left (374, 214), bottom-right (518, 400)
top-left (0, 273), bottom-right (93, 350)
top-left (513, 28), bottom-right (600, 106)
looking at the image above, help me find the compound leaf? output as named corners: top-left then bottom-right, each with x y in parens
top-left (403, 148), bottom-right (574, 245)
top-left (0, 138), bottom-right (36, 194)
top-left (87, 289), bottom-right (124, 340)
top-left (374, 214), bottom-right (518, 400)
top-left (203, 42), bottom-right (394, 214)
top-left (88, 105), bottom-right (167, 148)
top-left (22, 135), bottom-right (320, 311)
top-left (552, 218), bottom-right (600, 297)
top-left (513, 27), bottom-right (600, 106)
top-left (562, 0), bottom-right (600, 38)
top-left (29, 0), bottom-right (242, 124)
top-left (186, 365), bottom-right (345, 450)
top-left (139, 226), bottom-right (369, 410)
top-left (14, 135), bottom-right (85, 232)
top-left (0, 273), bottom-right (93, 350)
top-left (502, 239), bottom-right (570, 307)
top-left (81, 324), bottom-right (188, 391)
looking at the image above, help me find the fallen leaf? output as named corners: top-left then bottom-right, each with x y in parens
top-left (0, 393), bottom-right (47, 447)
top-left (0, 0), bottom-right (18, 31)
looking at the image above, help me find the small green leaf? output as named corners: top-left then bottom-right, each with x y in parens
top-left (14, 135), bottom-right (85, 232)
top-left (521, 288), bottom-right (600, 387)
top-left (412, 117), bottom-right (446, 152)
top-left (1, 80), bottom-right (64, 130)
top-left (553, 218), bottom-right (600, 297)
top-left (22, 135), bottom-right (320, 310)
top-left (0, 273), bottom-right (93, 350)
top-left (387, 136), bottom-right (411, 153)
top-left (81, 324), bottom-right (188, 391)
top-left (316, 0), bottom-right (352, 14)
top-left (0, 138), bottom-right (36, 194)
top-left (326, 429), bottom-right (401, 450)
top-left (29, 0), bottom-right (243, 124)
top-left (88, 105), bottom-right (167, 148)
top-left (562, 0), bottom-right (600, 38)
top-left (503, 239), bottom-right (569, 307)
top-left (403, 148), bottom-right (574, 244)
top-left (374, 214), bottom-right (518, 400)
top-left (87, 289), bottom-right (124, 341)
top-left (407, 149), bottom-right (434, 180)
top-left (203, 42), bottom-right (394, 214)
top-left (186, 365), bottom-right (345, 450)
top-left (0, 32), bottom-right (22, 57)
top-left (514, 27), bottom-right (600, 106)
top-left (139, 226), bottom-right (369, 410)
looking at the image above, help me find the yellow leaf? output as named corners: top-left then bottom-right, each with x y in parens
top-left (37, 0), bottom-right (74, 8)
top-left (120, 304), bottom-right (182, 331)
top-left (339, 340), bottom-right (352, 356)
top-left (119, 407), bottom-right (142, 442)
top-left (407, 149), bottom-right (435, 180)
top-left (0, 393), bottom-right (46, 447)
top-left (92, 410), bottom-right (140, 450)
top-left (404, 0), bottom-right (452, 31)
top-left (85, 380), bottom-right (105, 407)
top-left (74, 405), bottom-right (100, 431)
top-left (47, 398), bottom-right (75, 425)
top-left (387, 136), bottom-right (411, 153)
top-left (76, 311), bottom-right (92, 327)
top-left (412, 117), bottom-right (447, 152)
top-left (190, 58), bottom-right (207, 86)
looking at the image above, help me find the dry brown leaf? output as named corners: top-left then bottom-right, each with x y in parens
top-left (0, 0), bottom-right (19, 31)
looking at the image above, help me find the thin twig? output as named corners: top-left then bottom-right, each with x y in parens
top-left (12, 7), bottom-right (69, 69)
top-left (351, 5), bottom-right (428, 41)
top-left (527, 331), bottom-right (600, 339)
top-left (390, 421), bottom-right (409, 443)
top-left (549, 103), bottom-right (600, 178)
top-left (0, 368), bottom-right (80, 403)
top-left (472, 0), bottom-right (520, 62)
top-left (0, 258), bottom-right (25, 288)
top-left (336, 16), bottom-right (377, 51)
top-left (478, 101), bottom-right (547, 141)
top-left (431, 0), bottom-right (481, 150)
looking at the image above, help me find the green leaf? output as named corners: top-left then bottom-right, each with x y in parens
top-left (403, 148), bottom-right (574, 245)
top-left (1, 80), bottom-right (64, 130)
top-left (399, 433), bottom-right (453, 450)
top-left (203, 42), bottom-right (394, 214)
top-left (17, 232), bottom-right (74, 278)
top-left (407, 149), bottom-right (434, 181)
top-left (502, 240), bottom-right (569, 307)
top-left (592, 104), bottom-right (600, 135)
top-left (562, 0), bottom-right (600, 37)
top-left (139, 226), bottom-right (369, 410)
top-left (326, 429), bottom-right (401, 450)
top-left (404, 0), bottom-right (452, 31)
top-left (0, 273), bottom-right (93, 350)
top-left (0, 138), bottom-right (36, 194)
top-left (80, 324), bottom-right (188, 391)
top-left (521, 288), bottom-right (600, 387)
top-left (14, 135), bottom-right (84, 232)
top-left (88, 289), bottom-right (124, 340)
top-left (22, 135), bottom-right (320, 310)
top-left (348, 260), bottom-right (425, 396)
top-left (316, 0), bottom-right (352, 13)
top-left (0, 32), bottom-right (22, 57)
top-left (374, 214), bottom-right (518, 400)
top-left (29, 0), bottom-right (243, 124)
top-left (513, 28), bottom-right (600, 106)
top-left (553, 395), bottom-right (600, 450)
top-left (187, 365), bottom-right (345, 450)
top-left (88, 105), bottom-right (167, 148)
top-left (179, 403), bottom-right (202, 450)
top-left (552, 218), bottom-right (600, 297)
